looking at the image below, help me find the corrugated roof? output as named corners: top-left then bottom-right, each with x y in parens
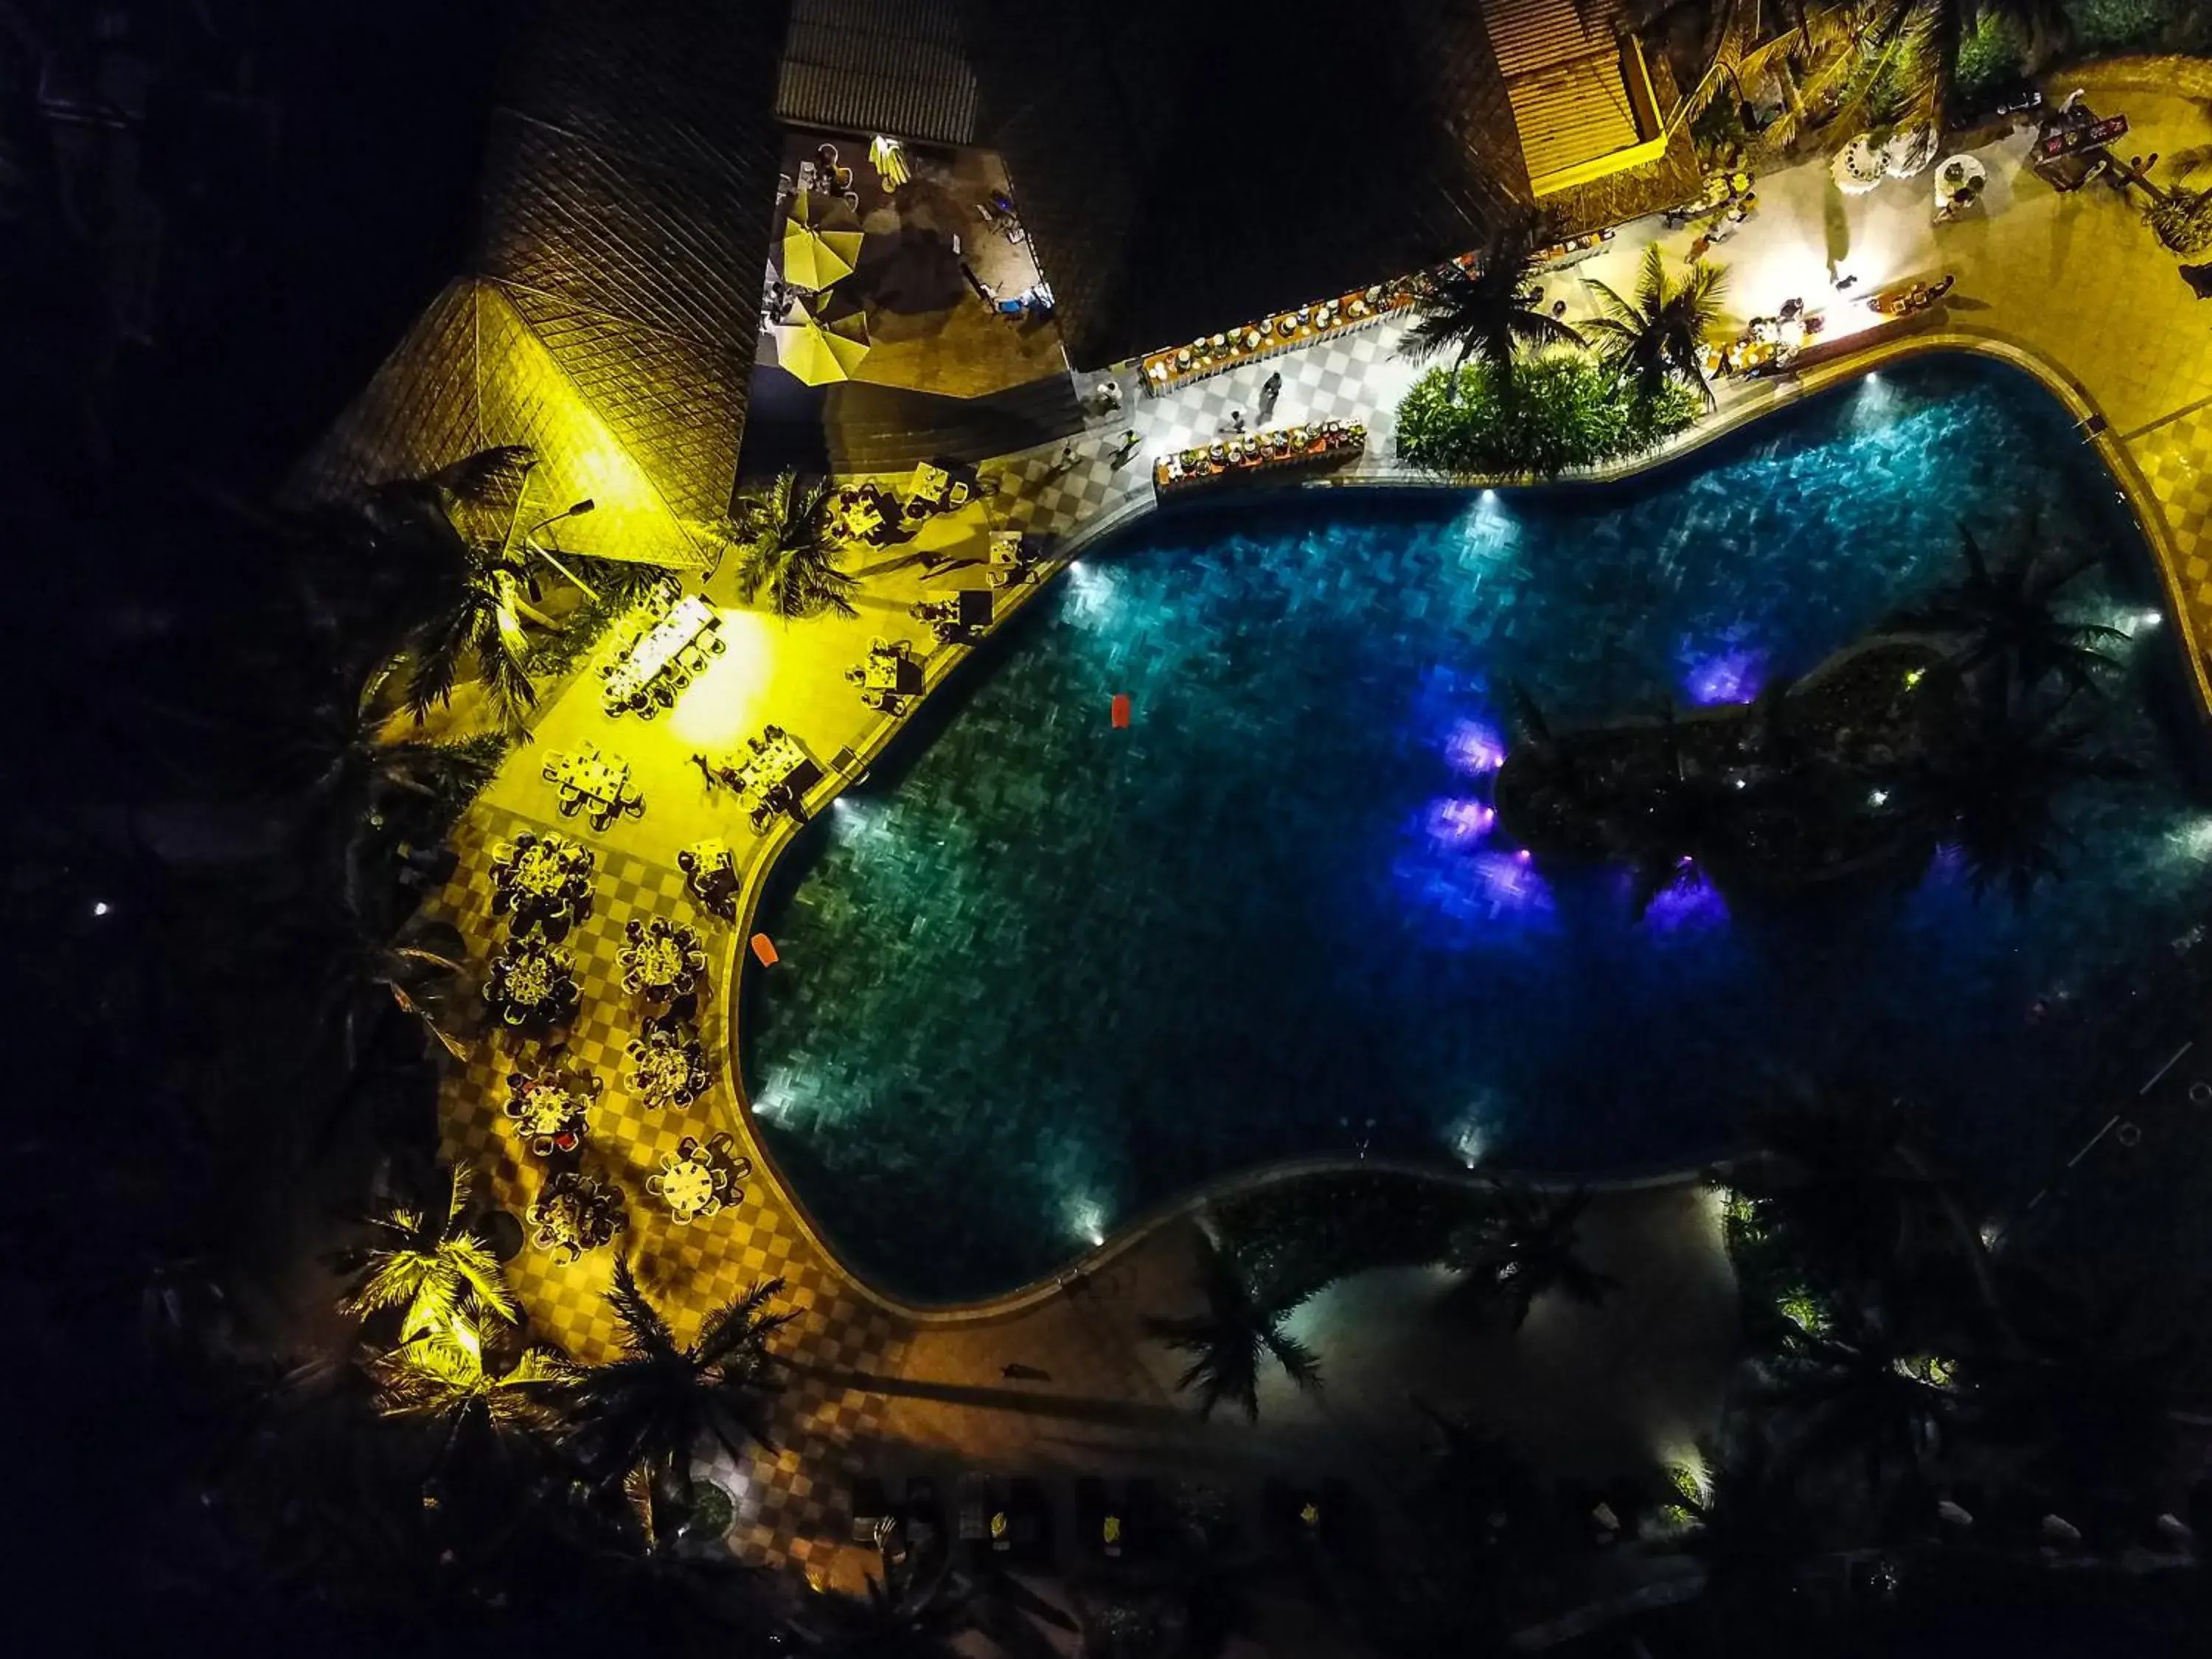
top-left (1486, 0), bottom-right (1621, 76)
top-left (288, 0), bottom-right (787, 565)
top-left (778, 0), bottom-right (978, 145)
top-left (1509, 58), bottom-right (1642, 179)
top-left (1482, 0), bottom-right (1649, 183)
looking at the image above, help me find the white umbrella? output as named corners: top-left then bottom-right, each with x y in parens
top-left (1832, 134), bottom-right (1885, 195)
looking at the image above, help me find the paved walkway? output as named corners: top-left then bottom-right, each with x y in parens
top-left (424, 65), bottom-right (2212, 1578)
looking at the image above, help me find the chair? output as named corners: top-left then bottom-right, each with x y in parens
top-left (845, 666), bottom-right (866, 684)
top-left (707, 633), bottom-right (727, 655)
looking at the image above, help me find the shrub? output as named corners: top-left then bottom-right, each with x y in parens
top-left (1394, 356), bottom-right (1702, 478)
top-left (1211, 1171), bottom-right (1486, 1305)
top-left (1953, 14), bottom-right (2026, 104)
top-left (2062, 0), bottom-right (2184, 53)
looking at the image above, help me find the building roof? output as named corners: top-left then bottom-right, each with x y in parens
top-left (778, 0), bottom-right (979, 145)
top-left (288, 0), bottom-right (788, 566)
top-left (1482, 0), bottom-right (1652, 190)
top-left (959, 0), bottom-right (1528, 369)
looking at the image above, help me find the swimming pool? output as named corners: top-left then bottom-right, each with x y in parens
top-left (741, 358), bottom-right (2210, 1303)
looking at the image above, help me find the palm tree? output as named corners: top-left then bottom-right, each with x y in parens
top-left (1902, 695), bottom-right (2136, 908)
top-left (569, 1259), bottom-right (794, 1546)
top-left (1398, 223), bottom-right (1584, 398)
top-left (730, 469), bottom-right (858, 620)
top-left (1144, 1235), bottom-right (1321, 1421)
top-left (331, 911), bottom-right (478, 1065)
top-left (790, 1540), bottom-right (971, 1658)
top-left (1445, 1180), bottom-right (1617, 1328)
top-left (338, 1163), bottom-right (515, 1341)
top-left (1885, 526), bottom-right (2125, 702)
top-left (1754, 1296), bottom-right (1960, 1516)
top-left (1586, 245), bottom-right (1728, 408)
top-left (367, 1307), bottom-right (574, 1470)
top-left (352, 447), bottom-right (551, 732)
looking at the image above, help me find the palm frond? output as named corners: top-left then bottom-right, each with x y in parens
top-left (606, 1257), bottom-right (680, 1358)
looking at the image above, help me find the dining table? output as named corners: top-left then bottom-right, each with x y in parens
top-left (863, 654), bottom-right (925, 694)
top-left (679, 840), bottom-right (738, 914)
top-left (602, 594), bottom-right (722, 713)
top-left (543, 746), bottom-right (644, 829)
top-left (528, 1170), bottom-right (625, 1264)
top-left (746, 732), bottom-right (815, 797)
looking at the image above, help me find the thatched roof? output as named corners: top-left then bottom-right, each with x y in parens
top-left (288, 0), bottom-right (788, 566)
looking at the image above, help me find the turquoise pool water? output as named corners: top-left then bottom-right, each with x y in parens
top-left (742, 358), bottom-right (2210, 1303)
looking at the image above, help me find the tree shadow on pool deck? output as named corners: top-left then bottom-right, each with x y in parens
top-left (785, 1360), bottom-right (1193, 1433)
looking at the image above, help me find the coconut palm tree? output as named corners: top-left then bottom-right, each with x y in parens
top-left (328, 911), bottom-right (478, 1065)
top-left (338, 1163), bottom-right (515, 1341)
top-left (568, 1259), bottom-right (794, 1546)
top-left (729, 469), bottom-right (858, 620)
top-left (1445, 1180), bottom-right (1617, 1328)
top-left (1885, 526), bottom-right (2125, 703)
top-left (1902, 695), bottom-right (2137, 908)
top-left (1398, 223), bottom-right (1584, 398)
top-left (1144, 1236), bottom-right (1321, 1421)
top-left (367, 1306), bottom-right (574, 1472)
top-left (1754, 1296), bottom-right (1961, 1514)
top-left (1585, 246), bottom-right (1728, 408)
top-left (790, 1540), bottom-right (973, 1658)
top-left (347, 447), bottom-right (550, 733)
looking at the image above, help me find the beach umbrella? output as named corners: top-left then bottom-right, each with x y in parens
top-left (782, 191), bottom-right (864, 291)
top-left (870, 133), bottom-right (911, 190)
top-left (771, 299), bottom-right (870, 386)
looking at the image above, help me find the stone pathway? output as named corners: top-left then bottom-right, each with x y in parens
top-left (427, 64), bottom-right (2212, 1576)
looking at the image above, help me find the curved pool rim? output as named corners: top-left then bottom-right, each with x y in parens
top-left (712, 332), bottom-right (2206, 1324)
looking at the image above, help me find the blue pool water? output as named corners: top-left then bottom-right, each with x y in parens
top-left (742, 358), bottom-right (2210, 1302)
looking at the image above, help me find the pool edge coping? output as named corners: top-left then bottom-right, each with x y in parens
top-left (710, 330), bottom-right (2204, 1327)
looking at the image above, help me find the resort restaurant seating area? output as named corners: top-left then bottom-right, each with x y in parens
top-left (1142, 284), bottom-right (1411, 394)
top-left (700, 726), bottom-right (824, 835)
top-left (844, 636), bottom-right (925, 712)
top-left (1138, 227), bottom-right (1618, 396)
top-left (601, 592), bottom-right (725, 718)
top-left (1155, 421), bottom-right (1367, 495)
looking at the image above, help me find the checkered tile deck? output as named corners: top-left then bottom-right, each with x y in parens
top-left (427, 807), bottom-right (908, 1573)
top-left (2126, 401), bottom-right (2212, 654)
top-left (983, 321), bottom-right (1421, 548)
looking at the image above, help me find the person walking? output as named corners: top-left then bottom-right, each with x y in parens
top-left (1113, 429), bottom-right (1141, 465)
top-left (1259, 369), bottom-right (1283, 420)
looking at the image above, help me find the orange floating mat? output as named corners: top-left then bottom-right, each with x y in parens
top-left (1110, 693), bottom-right (1131, 728)
top-left (750, 933), bottom-right (779, 966)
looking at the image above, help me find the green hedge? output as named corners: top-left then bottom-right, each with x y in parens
top-left (1212, 1171), bottom-right (1486, 1306)
top-left (1394, 357), bottom-right (1701, 479)
top-left (1955, 15), bottom-right (2027, 101)
top-left (2062, 0), bottom-right (2192, 53)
